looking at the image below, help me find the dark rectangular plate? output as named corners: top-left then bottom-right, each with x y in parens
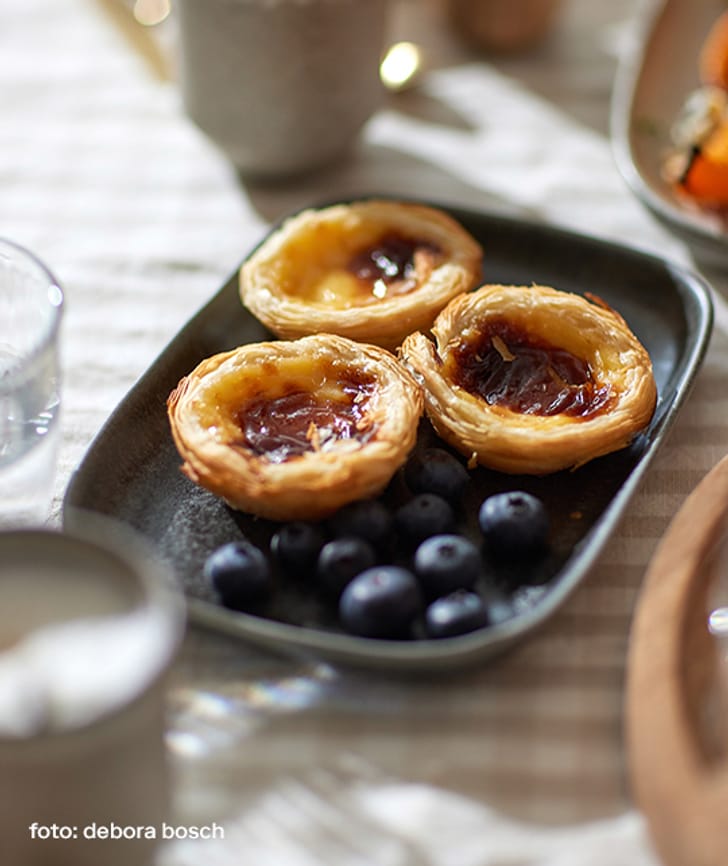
top-left (63, 203), bottom-right (713, 670)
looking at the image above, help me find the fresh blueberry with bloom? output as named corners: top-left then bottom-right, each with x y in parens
top-left (328, 498), bottom-right (393, 552)
top-left (413, 533), bottom-right (482, 598)
top-left (404, 447), bottom-right (470, 504)
top-left (339, 565), bottom-right (422, 638)
top-left (270, 521), bottom-right (326, 575)
top-left (394, 493), bottom-right (456, 548)
top-left (316, 536), bottom-right (377, 598)
top-left (424, 590), bottom-right (490, 638)
top-left (204, 540), bottom-right (272, 610)
top-left (478, 491), bottom-right (549, 560)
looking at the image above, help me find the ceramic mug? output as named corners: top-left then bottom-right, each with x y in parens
top-left (446, 0), bottom-right (562, 53)
top-left (176, 0), bottom-right (389, 178)
top-left (0, 521), bottom-right (184, 866)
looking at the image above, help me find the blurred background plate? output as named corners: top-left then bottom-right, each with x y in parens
top-left (612, 0), bottom-right (728, 268)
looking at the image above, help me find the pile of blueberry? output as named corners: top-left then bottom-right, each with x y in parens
top-left (203, 448), bottom-right (551, 641)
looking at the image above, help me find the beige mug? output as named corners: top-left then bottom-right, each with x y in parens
top-left (176, 0), bottom-right (389, 179)
top-left (446, 0), bottom-right (562, 53)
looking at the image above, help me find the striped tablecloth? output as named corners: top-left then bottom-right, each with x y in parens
top-left (3, 0), bottom-right (728, 863)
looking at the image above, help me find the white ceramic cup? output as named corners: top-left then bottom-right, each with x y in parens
top-left (176, 0), bottom-right (389, 178)
top-left (0, 520), bottom-right (184, 866)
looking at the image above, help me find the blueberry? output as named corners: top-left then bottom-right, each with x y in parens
top-left (478, 491), bottom-right (549, 561)
top-left (339, 565), bottom-right (422, 639)
top-left (424, 590), bottom-right (490, 638)
top-left (204, 541), bottom-right (272, 611)
top-left (316, 536), bottom-right (377, 598)
top-left (328, 499), bottom-right (393, 552)
top-left (404, 448), bottom-right (470, 504)
top-left (413, 534), bottom-right (481, 598)
top-left (394, 493), bottom-right (456, 548)
top-left (270, 522), bottom-right (326, 575)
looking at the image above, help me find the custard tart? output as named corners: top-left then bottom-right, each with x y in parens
top-left (399, 284), bottom-right (657, 475)
top-left (239, 200), bottom-right (483, 350)
top-left (167, 334), bottom-right (423, 521)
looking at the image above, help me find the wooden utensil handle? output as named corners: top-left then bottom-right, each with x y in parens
top-left (627, 454), bottom-right (728, 866)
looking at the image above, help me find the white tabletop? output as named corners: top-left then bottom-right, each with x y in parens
top-left (3, 0), bottom-right (728, 863)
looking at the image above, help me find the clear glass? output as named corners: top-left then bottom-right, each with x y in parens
top-left (0, 239), bottom-right (63, 528)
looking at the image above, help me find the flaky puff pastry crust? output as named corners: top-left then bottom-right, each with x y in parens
top-left (167, 334), bottom-right (423, 521)
top-left (399, 284), bottom-right (657, 475)
top-left (239, 200), bottom-right (482, 351)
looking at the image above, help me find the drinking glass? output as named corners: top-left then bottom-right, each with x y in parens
top-left (0, 239), bottom-right (63, 528)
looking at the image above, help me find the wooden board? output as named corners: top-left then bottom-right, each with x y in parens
top-left (627, 453), bottom-right (728, 866)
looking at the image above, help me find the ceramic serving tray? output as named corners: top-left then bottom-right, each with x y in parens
top-left (63, 203), bottom-right (714, 671)
top-left (611, 0), bottom-right (728, 266)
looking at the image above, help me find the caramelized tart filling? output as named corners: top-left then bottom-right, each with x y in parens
top-left (347, 233), bottom-right (443, 300)
top-left (234, 375), bottom-right (377, 463)
top-left (298, 233), bottom-right (444, 306)
top-left (450, 321), bottom-right (613, 418)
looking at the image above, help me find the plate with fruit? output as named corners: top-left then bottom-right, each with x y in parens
top-left (612, 0), bottom-right (728, 265)
top-left (63, 201), bottom-right (713, 670)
